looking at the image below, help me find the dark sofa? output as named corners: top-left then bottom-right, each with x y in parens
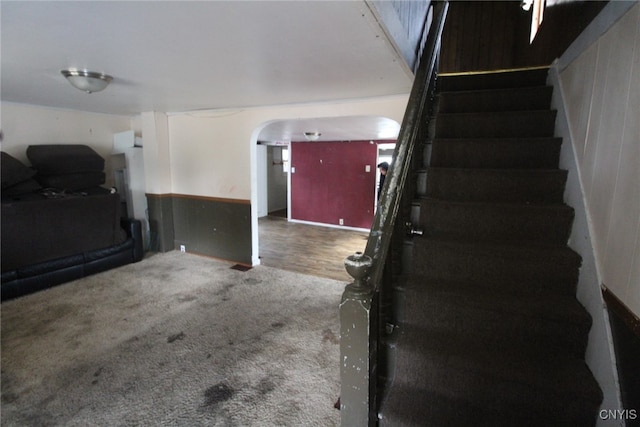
top-left (1, 145), bottom-right (144, 301)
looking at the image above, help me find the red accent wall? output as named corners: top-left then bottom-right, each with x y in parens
top-left (290, 140), bottom-right (379, 229)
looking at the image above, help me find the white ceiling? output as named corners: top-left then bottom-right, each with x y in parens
top-left (1, 1), bottom-right (414, 143)
top-left (258, 115), bottom-right (401, 143)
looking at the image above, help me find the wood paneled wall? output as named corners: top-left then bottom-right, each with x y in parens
top-left (146, 193), bottom-right (252, 265)
top-left (439, 0), bottom-right (607, 73)
top-left (290, 141), bottom-right (378, 229)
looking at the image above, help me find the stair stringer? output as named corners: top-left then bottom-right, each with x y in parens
top-left (548, 63), bottom-right (624, 423)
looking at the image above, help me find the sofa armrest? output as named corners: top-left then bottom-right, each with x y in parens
top-left (121, 218), bottom-right (144, 262)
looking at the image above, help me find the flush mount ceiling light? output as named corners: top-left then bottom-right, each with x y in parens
top-left (304, 132), bottom-right (321, 141)
top-left (61, 69), bottom-right (113, 93)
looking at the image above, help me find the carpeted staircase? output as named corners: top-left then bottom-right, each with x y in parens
top-left (379, 68), bottom-right (603, 426)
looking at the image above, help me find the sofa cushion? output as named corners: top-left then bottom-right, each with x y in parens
top-left (1, 152), bottom-right (37, 189)
top-left (37, 172), bottom-right (106, 191)
top-left (27, 144), bottom-right (105, 175)
top-left (17, 253), bottom-right (85, 279)
top-left (3, 178), bottom-right (42, 198)
top-left (1, 192), bottom-right (126, 272)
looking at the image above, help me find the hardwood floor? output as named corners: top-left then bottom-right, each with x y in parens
top-left (258, 215), bottom-right (369, 282)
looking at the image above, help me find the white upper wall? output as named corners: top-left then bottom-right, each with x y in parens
top-left (559, 3), bottom-right (640, 316)
top-left (166, 95), bottom-right (409, 200)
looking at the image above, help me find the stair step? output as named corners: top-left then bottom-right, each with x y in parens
top-left (394, 325), bottom-right (597, 400)
top-left (437, 86), bottom-right (553, 113)
top-left (412, 239), bottom-right (581, 296)
top-left (430, 137), bottom-right (562, 169)
top-left (381, 329), bottom-right (602, 426)
top-left (417, 167), bottom-right (567, 204)
top-left (437, 68), bottom-right (549, 92)
top-left (400, 278), bottom-right (591, 359)
top-left (433, 110), bottom-right (557, 138)
top-left (378, 68), bottom-right (602, 427)
top-left (380, 383), bottom-right (600, 427)
top-left (416, 199), bottom-right (574, 244)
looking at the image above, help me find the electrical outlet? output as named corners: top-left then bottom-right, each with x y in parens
top-left (180, 245), bottom-right (186, 253)
top-left (339, 218), bottom-right (344, 225)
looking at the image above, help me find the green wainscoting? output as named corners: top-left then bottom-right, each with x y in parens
top-left (147, 193), bottom-right (251, 265)
top-left (146, 194), bottom-right (175, 253)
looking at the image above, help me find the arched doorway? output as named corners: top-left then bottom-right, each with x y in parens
top-left (251, 115), bottom-right (399, 278)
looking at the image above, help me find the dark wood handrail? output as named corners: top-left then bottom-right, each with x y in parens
top-left (362, 1), bottom-right (449, 292)
top-left (339, 3), bottom-right (449, 426)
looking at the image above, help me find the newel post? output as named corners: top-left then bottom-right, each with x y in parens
top-left (340, 251), bottom-right (374, 426)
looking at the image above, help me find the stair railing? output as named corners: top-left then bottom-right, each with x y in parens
top-left (339, 2), bottom-right (448, 426)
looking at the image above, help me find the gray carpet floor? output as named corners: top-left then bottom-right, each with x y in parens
top-left (1, 251), bottom-right (343, 426)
